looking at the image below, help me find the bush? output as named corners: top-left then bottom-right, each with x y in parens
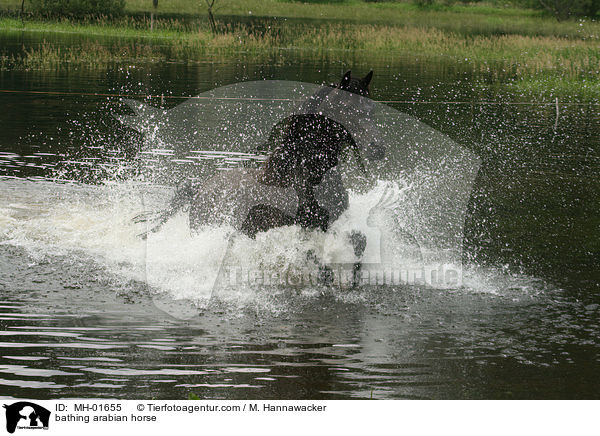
top-left (30, 0), bottom-right (125, 18)
top-left (517, 0), bottom-right (600, 19)
top-left (411, 0), bottom-right (457, 8)
top-left (413, 0), bottom-right (434, 7)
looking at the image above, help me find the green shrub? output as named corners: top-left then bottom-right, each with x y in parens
top-left (30, 0), bottom-right (125, 18)
top-left (516, 0), bottom-right (600, 19)
top-left (413, 0), bottom-right (435, 7)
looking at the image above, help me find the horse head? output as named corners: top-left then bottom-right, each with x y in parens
top-left (260, 70), bottom-right (378, 189)
top-left (338, 70), bottom-right (373, 97)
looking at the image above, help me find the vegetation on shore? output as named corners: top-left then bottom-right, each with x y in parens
top-left (4, 0), bottom-right (600, 38)
top-left (1, 1), bottom-right (599, 100)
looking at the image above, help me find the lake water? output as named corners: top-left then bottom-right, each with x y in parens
top-left (0, 28), bottom-right (598, 399)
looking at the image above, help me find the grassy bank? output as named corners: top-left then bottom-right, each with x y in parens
top-left (3, 0), bottom-right (600, 39)
top-left (1, 1), bottom-right (599, 100)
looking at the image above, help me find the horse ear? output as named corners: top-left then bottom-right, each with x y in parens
top-left (340, 70), bottom-right (352, 88)
top-left (361, 71), bottom-right (373, 86)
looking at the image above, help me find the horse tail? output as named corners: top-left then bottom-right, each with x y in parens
top-left (134, 180), bottom-right (195, 239)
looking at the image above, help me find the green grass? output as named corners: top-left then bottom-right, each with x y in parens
top-left (3, 0), bottom-right (600, 39)
top-left (1, 1), bottom-right (599, 99)
top-left (510, 76), bottom-right (600, 101)
top-left (2, 16), bottom-right (598, 72)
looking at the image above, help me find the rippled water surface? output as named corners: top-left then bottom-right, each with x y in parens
top-left (2, 234), bottom-right (598, 400)
top-left (0, 30), bottom-right (599, 399)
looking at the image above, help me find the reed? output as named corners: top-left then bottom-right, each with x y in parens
top-left (1, 1), bottom-right (598, 99)
top-left (3, 18), bottom-right (597, 73)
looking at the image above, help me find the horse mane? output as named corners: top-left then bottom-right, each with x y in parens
top-left (259, 71), bottom-right (371, 189)
top-left (259, 114), bottom-right (355, 188)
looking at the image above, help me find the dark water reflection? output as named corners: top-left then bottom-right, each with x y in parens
top-left (1, 244), bottom-right (598, 400)
top-left (0, 32), bottom-right (599, 399)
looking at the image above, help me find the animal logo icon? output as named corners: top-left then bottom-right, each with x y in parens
top-left (3, 402), bottom-right (50, 434)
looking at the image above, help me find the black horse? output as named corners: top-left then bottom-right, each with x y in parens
top-left (135, 71), bottom-right (374, 245)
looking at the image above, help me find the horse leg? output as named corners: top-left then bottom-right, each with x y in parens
top-left (240, 204), bottom-right (295, 238)
top-left (136, 180), bottom-right (195, 239)
top-left (349, 230), bottom-right (367, 287)
top-left (295, 185), bottom-right (330, 232)
top-left (295, 201), bottom-right (330, 232)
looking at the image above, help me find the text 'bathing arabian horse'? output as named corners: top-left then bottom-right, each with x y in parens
top-left (137, 71), bottom-right (378, 266)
